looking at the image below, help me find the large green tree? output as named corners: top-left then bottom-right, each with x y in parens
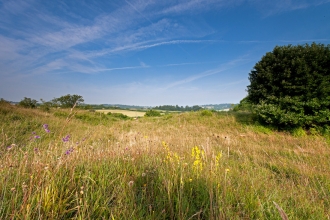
top-left (246, 43), bottom-right (330, 129)
top-left (52, 94), bottom-right (84, 108)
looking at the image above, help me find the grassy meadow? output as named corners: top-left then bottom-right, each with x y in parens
top-left (1, 101), bottom-right (330, 219)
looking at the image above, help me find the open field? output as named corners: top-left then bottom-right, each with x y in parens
top-left (96, 109), bottom-right (146, 117)
top-left (1, 101), bottom-right (330, 219)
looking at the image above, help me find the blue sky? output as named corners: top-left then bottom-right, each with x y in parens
top-left (1, 0), bottom-right (330, 106)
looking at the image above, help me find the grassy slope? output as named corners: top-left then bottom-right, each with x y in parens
top-left (0, 101), bottom-right (329, 219)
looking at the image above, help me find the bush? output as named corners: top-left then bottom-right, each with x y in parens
top-left (18, 97), bottom-right (38, 109)
top-left (200, 110), bottom-right (213, 116)
top-left (107, 112), bottom-right (130, 120)
top-left (145, 110), bottom-right (161, 117)
top-left (246, 43), bottom-right (330, 129)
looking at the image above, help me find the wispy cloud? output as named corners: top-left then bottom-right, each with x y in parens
top-left (162, 58), bottom-right (248, 90)
top-left (127, 39), bottom-right (216, 51)
top-left (250, 0), bottom-right (330, 16)
top-left (227, 39), bottom-right (330, 44)
top-left (95, 65), bottom-right (149, 73)
top-left (160, 61), bottom-right (218, 67)
top-left (0, 0), bottom-right (219, 77)
top-left (125, 0), bottom-right (154, 25)
top-left (80, 39), bottom-right (216, 58)
top-left (160, 0), bottom-right (229, 15)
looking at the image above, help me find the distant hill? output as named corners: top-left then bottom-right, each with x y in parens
top-left (199, 104), bottom-right (235, 110)
top-left (5, 99), bottom-right (235, 111)
top-left (82, 103), bottom-right (236, 111)
top-left (153, 105), bottom-right (202, 112)
top-left (97, 104), bottom-right (152, 110)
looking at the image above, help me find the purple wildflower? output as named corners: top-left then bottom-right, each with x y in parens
top-left (34, 148), bottom-right (38, 152)
top-left (34, 135), bottom-right (40, 139)
top-left (43, 124), bottom-right (50, 133)
top-left (7, 145), bottom-right (12, 149)
top-left (62, 135), bottom-right (70, 142)
top-left (32, 131), bottom-right (36, 134)
top-left (65, 147), bottom-right (74, 155)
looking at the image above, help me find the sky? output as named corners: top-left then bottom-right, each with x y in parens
top-left (0, 0), bottom-right (330, 106)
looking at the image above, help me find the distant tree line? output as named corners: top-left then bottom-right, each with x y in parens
top-left (153, 105), bottom-right (202, 112)
top-left (17, 94), bottom-right (84, 111)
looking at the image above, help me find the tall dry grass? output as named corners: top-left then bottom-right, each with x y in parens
top-left (0, 101), bottom-right (329, 219)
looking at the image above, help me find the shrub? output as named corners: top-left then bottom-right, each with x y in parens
top-left (109, 112), bottom-right (130, 120)
top-left (145, 110), bottom-right (161, 117)
top-left (39, 99), bottom-right (53, 112)
top-left (200, 110), bottom-right (213, 116)
top-left (18, 97), bottom-right (38, 108)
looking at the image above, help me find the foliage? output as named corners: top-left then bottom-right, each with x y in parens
top-left (74, 112), bottom-right (111, 125)
top-left (145, 110), bottom-right (161, 117)
top-left (39, 98), bottom-right (52, 112)
top-left (251, 123), bottom-right (273, 135)
top-left (0, 98), bottom-right (10, 105)
top-left (82, 104), bottom-right (93, 110)
top-left (107, 112), bottom-right (130, 120)
top-left (51, 94), bottom-right (84, 108)
top-left (291, 127), bottom-right (306, 137)
top-left (200, 109), bottom-right (213, 116)
top-left (18, 97), bottom-right (38, 108)
top-left (246, 43), bottom-right (330, 129)
top-left (53, 111), bottom-right (70, 118)
top-left (232, 97), bottom-right (253, 112)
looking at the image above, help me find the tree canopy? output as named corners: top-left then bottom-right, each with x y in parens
top-left (18, 97), bottom-right (38, 108)
top-left (246, 43), bottom-right (330, 129)
top-left (52, 94), bottom-right (84, 108)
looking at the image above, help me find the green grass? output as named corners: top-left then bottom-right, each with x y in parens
top-left (1, 101), bottom-right (330, 219)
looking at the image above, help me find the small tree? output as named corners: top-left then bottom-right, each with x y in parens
top-left (246, 43), bottom-right (330, 129)
top-left (18, 97), bottom-right (38, 108)
top-left (52, 94), bottom-right (84, 108)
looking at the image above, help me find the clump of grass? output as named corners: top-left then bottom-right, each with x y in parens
top-left (291, 127), bottom-right (306, 137)
top-left (251, 124), bottom-right (273, 134)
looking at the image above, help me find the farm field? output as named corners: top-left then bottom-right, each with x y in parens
top-left (96, 109), bottom-right (146, 117)
top-left (1, 101), bottom-right (330, 219)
